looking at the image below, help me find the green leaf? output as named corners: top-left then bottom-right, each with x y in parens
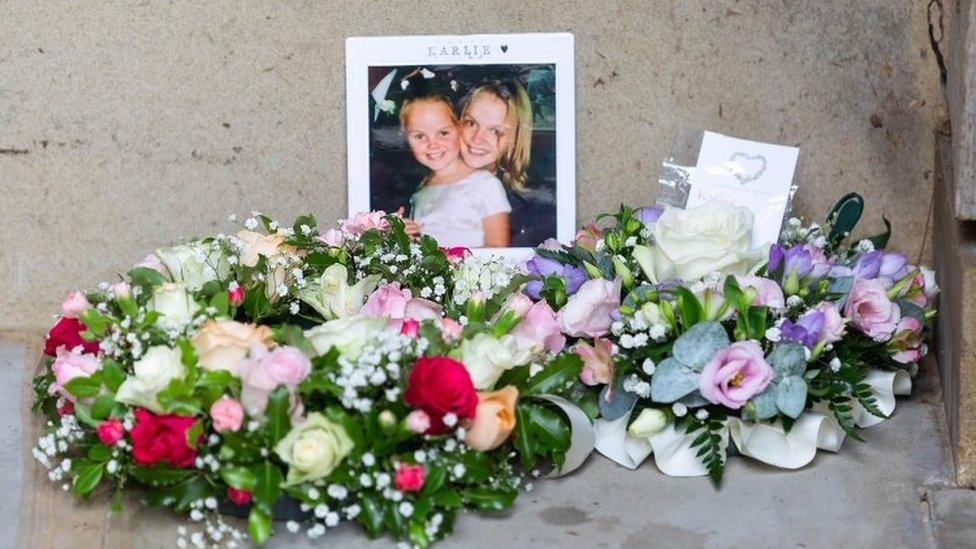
top-left (768, 344), bottom-right (806, 377)
top-left (248, 507), bottom-right (272, 546)
top-left (72, 462), bottom-right (104, 496)
top-left (89, 394), bottom-right (115, 420)
top-left (252, 461), bottom-right (283, 515)
top-left (79, 309), bottom-right (110, 337)
top-left (420, 466), bottom-right (446, 496)
top-left (671, 287), bottom-right (706, 329)
top-left (461, 488), bottom-right (517, 511)
top-left (672, 322), bottom-right (729, 371)
top-left (513, 405), bottom-right (537, 469)
top-left (73, 402), bottom-right (98, 428)
top-left (432, 490), bottom-right (462, 509)
top-left (220, 466), bottom-right (257, 491)
top-left (129, 466), bottom-right (194, 486)
top-left (101, 360), bottom-right (125, 392)
top-left (649, 357), bottom-right (700, 403)
top-left (775, 376), bottom-right (808, 419)
top-left (523, 353), bottom-right (583, 395)
top-left (358, 494), bottom-right (385, 538)
top-left (128, 266), bottom-right (166, 288)
top-left (64, 375), bottom-right (102, 399)
top-left (209, 290), bottom-right (229, 317)
top-left (748, 385), bottom-right (780, 420)
top-left (866, 216), bottom-right (892, 250)
top-left (265, 385), bottom-right (291, 446)
top-left (87, 444), bottom-right (113, 462)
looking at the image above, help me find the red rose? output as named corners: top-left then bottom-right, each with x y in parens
top-left (96, 418), bottom-right (125, 445)
top-left (44, 317), bottom-right (100, 357)
top-left (394, 464), bottom-right (425, 492)
top-left (226, 487), bottom-right (253, 506)
top-left (129, 408), bottom-right (199, 468)
top-left (57, 401), bottom-right (75, 417)
top-left (404, 356), bottom-right (477, 434)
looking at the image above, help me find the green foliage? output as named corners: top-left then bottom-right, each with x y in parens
top-left (513, 401), bottom-right (572, 470)
top-left (264, 385), bottom-right (291, 446)
top-left (684, 412), bottom-right (727, 486)
top-left (522, 353), bottom-right (583, 396)
top-left (650, 322), bottom-right (729, 403)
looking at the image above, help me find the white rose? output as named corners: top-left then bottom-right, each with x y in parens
top-left (304, 314), bottom-right (387, 361)
top-left (639, 202), bottom-right (764, 282)
top-left (627, 408), bottom-right (668, 438)
top-left (459, 333), bottom-right (532, 390)
top-left (115, 346), bottom-right (186, 413)
top-left (299, 263), bottom-right (380, 319)
top-left (156, 241), bottom-right (230, 290)
top-left (149, 283), bottom-right (201, 331)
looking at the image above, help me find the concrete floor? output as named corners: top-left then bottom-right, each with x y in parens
top-left (6, 330), bottom-right (974, 549)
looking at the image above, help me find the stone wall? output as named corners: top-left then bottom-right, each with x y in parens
top-left (0, 0), bottom-right (943, 330)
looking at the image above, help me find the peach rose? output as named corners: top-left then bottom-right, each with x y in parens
top-left (235, 230), bottom-right (287, 268)
top-left (464, 386), bottom-right (518, 452)
top-left (191, 320), bottom-right (274, 376)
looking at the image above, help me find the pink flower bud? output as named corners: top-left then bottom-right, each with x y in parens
top-left (228, 284), bottom-right (245, 307)
top-left (405, 410), bottom-right (431, 434)
top-left (60, 291), bottom-right (90, 319)
top-left (96, 418), bottom-right (125, 445)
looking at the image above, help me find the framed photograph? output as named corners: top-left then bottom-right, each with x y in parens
top-left (346, 33), bottom-right (576, 261)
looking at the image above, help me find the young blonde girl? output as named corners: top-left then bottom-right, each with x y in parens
top-left (398, 74), bottom-right (514, 247)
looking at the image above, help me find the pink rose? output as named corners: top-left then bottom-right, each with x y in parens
top-left (439, 318), bottom-right (463, 341)
top-left (394, 464), bottom-right (425, 492)
top-left (318, 228), bottom-right (344, 247)
top-left (577, 338), bottom-right (615, 386)
top-left (240, 344), bottom-right (311, 416)
top-left (60, 291), bottom-right (91, 319)
top-left (341, 211), bottom-right (389, 234)
top-left (557, 278), bottom-right (621, 338)
top-left (845, 278), bottom-right (901, 341)
top-left (698, 340), bottom-right (774, 409)
top-left (96, 418), bottom-right (125, 445)
top-left (48, 347), bottom-right (101, 401)
top-left (735, 275), bottom-right (785, 309)
top-left (405, 409), bottom-right (431, 434)
top-left (110, 282), bottom-right (131, 300)
top-left (210, 397), bottom-right (245, 433)
top-left (135, 253), bottom-right (168, 275)
top-left (400, 319), bottom-right (420, 338)
top-left (362, 283), bottom-right (412, 319)
top-left (815, 301), bottom-right (845, 343)
top-left (511, 301), bottom-right (566, 353)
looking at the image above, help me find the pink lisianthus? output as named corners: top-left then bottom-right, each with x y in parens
top-left (318, 228), bottom-right (345, 247)
top-left (815, 301), bottom-right (846, 343)
top-left (576, 338), bottom-right (615, 386)
top-left (511, 301), bottom-right (566, 354)
top-left (362, 283), bottom-right (413, 319)
top-left (698, 340), bottom-right (773, 409)
top-left (239, 344), bottom-right (311, 416)
top-left (735, 275), bottom-right (785, 309)
top-left (890, 316), bottom-right (924, 364)
top-left (557, 278), bottom-right (621, 338)
top-left (60, 291), bottom-right (91, 319)
top-left (845, 278), bottom-right (901, 341)
top-left (341, 211), bottom-right (389, 234)
top-left (48, 347), bottom-right (101, 402)
top-left (210, 396), bottom-right (245, 433)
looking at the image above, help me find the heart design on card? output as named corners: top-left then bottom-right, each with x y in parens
top-left (729, 152), bottom-right (767, 185)
top-left (501, 45), bottom-right (508, 53)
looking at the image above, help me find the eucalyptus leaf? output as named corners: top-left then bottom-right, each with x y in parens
top-left (768, 343), bottom-right (806, 377)
top-left (650, 357), bottom-right (700, 403)
top-left (749, 386), bottom-right (780, 420)
top-left (775, 376), bottom-right (808, 419)
top-left (598, 380), bottom-right (638, 420)
top-left (672, 322), bottom-right (729, 371)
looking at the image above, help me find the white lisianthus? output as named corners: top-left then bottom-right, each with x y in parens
top-left (299, 263), bottom-right (380, 319)
top-left (115, 346), bottom-right (186, 413)
top-left (304, 314), bottom-right (387, 360)
top-left (275, 412), bottom-right (354, 486)
top-left (459, 333), bottom-right (532, 390)
top-left (156, 241), bottom-right (230, 291)
top-left (627, 408), bottom-right (669, 438)
top-left (149, 283), bottom-right (201, 330)
top-left (640, 202), bottom-right (765, 282)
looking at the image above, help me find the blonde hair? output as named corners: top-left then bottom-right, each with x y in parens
top-left (398, 95), bottom-right (457, 129)
top-left (460, 81), bottom-right (533, 192)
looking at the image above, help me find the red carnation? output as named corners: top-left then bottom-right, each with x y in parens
top-left (129, 408), bottom-right (199, 468)
top-left (394, 463), bottom-right (425, 492)
top-left (44, 317), bottom-right (100, 357)
top-left (226, 487), bottom-right (253, 506)
top-left (403, 356), bottom-right (477, 434)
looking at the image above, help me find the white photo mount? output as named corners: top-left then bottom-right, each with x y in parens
top-left (345, 33), bottom-right (576, 263)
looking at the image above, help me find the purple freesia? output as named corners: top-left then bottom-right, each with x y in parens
top-left (635, 205), bottom-right (664, 226)
top-left (852, 251), bottom-right (909, 287)
top-left (524, 255), bottom-right (586, 300)
top-left (769, 244), bottom-right (831, 283)
top-left (780, 310), bottom-right (826, 348)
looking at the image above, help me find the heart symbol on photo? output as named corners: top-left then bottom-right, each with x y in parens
top-left (729, 152), bottom-right (767, 185)
top-left (501, 45), bottom-right (509, 53)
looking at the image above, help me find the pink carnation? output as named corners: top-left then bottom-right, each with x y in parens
top-left (210, 397), bottom-right (245, 433)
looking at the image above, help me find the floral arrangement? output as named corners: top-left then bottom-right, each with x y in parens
top-left (523, 197), bottom-right (937, 482)
top-left (32, 212), bottom-right (592, 547)
top-left (31, 195), bottom-right (938, 547)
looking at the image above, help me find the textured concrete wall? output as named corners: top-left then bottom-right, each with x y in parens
top-left (0, 0), bottom-right (943, 330)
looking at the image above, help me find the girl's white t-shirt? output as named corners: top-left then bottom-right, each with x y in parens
top-left (411, 169), bottom-right (512, 247)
